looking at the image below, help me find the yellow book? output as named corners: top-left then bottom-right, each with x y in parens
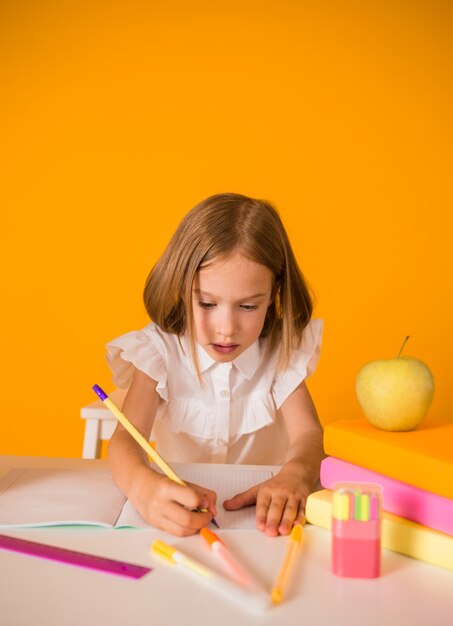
top-left (323, 419), bottom-right (453, 499)
top-left (306, 489), bottom-right (453, 572)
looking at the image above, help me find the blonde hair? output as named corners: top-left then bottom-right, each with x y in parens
top-left (143, 193), bottom-right (313, 376)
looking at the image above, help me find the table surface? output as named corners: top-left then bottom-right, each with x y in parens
top-left (0, 455), bottom-right (452, 626)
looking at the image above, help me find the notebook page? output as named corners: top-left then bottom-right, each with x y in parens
top-left (0, 467), bottom-right (126, 528)
top-left (116, 464), bottom-right (277, 529)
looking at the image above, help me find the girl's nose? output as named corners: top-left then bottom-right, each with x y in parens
top-left (216, 310), bottom-right (237, 338)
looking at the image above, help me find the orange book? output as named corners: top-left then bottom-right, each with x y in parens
top-left (323, 419), bottom-right (453, 499)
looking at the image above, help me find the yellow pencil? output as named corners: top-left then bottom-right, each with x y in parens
top-left (270, 524), bottom-right (303, 604)
top-left (92, 385), bottom-right (218, 526)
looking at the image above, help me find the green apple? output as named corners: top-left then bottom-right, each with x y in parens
top-left (355, 337), bottom-right (435, 431)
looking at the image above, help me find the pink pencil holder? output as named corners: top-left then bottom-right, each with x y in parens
top-left (332, 482), bottom-right (382, 578)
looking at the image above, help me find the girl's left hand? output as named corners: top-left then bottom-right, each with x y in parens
top-left (223, 463), bottom-right (310, 536)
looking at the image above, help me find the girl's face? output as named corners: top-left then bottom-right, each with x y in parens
top-left (192, 253), bottom-right (274, 362)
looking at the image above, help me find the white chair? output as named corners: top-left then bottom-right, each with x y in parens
top-left (80, 388), bottom-right (128, 459)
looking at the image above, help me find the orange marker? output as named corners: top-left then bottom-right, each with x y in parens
top-left (270, 524), bottom-right (303, 604)
top-left (200, 528), bottom-right (263, 591)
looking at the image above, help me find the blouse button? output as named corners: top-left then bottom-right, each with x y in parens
top-left (219, 390), bottom-right (230, 398)
top-left (216, 439), bottom-right (227, 446)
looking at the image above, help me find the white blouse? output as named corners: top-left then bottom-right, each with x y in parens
top-left (106, 319), bottom-right (323, 465)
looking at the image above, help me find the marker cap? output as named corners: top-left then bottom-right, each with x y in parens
top-left (92, 384), bottom-right (108, 401)
top-left (332, 482), bottom-right (382, 522)
top-left (200, 527), bottom-right (224, 547)
top-left (152, 540), bottom-right (177, 564)
top-left (290, 524), bottom-right (303, 544)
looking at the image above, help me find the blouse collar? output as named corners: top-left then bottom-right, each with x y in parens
top-left (185, 338), bottom-right (263, 380)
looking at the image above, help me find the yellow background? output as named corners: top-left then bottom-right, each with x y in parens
top-left (1, 1), bottom-right (452, 458)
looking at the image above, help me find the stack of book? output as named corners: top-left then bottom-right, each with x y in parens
top-left (305, 418), bottom-right (453, 571)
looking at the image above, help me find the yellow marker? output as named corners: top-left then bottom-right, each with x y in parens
top-left (151, 540), bottom-right (269, 612)
top-left (92, 385), bottom-right (218, 526)
top-left (333, 492), bottom-right (350, 521)
top-left (270, 524), bottom-right (303, 605)
top-left (153, 540), bottom-right (213, 578)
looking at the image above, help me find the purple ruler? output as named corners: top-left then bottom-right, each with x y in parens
top-left (0, 533), bottom-right (152, 579)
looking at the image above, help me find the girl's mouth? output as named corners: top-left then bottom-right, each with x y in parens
top-left (211, 343), bottom-right (239, 354)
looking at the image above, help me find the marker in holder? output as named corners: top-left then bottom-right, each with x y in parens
top-left (332, 482), bottom-right (382, 578)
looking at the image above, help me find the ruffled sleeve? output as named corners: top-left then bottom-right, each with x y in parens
top-left (272, 319), bottom-right (323, 409)
top-left (106, 326), bottom-right (168, 401)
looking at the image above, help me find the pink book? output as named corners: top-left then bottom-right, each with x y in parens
top-left (320, 457), bottom-right (453, 536)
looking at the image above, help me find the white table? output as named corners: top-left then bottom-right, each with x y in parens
top-left (0, 455), bottom-right (452, 626)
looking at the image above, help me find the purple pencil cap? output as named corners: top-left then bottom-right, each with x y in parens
top-left (92, 384), bottom-right (108, 401)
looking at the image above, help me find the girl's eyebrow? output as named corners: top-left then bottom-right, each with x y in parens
top-left (193, 288), bottom-right (267, 300)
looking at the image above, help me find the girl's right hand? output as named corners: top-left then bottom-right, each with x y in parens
top-left (130, 466), bottom-right (217, 536)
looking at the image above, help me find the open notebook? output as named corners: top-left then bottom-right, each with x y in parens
top-left (0, 463), bottom-right (277, 530)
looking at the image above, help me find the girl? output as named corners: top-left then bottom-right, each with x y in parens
top-left (106, 193), bottom-right (324, 537)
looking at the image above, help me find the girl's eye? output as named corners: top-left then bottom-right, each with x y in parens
top-left (197, 301), bottom-right (258, 311)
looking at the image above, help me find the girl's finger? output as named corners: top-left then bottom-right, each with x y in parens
top-left (255, 490), bottom-right (272, 531)
top-left (277, 499), bottom-right (300, 535)
top-left (263, 496), bottom-right (288, 536)
top-left (223, 485), bottom-right (258, 511)
top-left (294, 507), bottom-right (307, 527)
top-left (187, 482), bottom-right (218, 507)
top-left (165, 481), bottom-right (215, 512)
top-left (156, 514), bottom-right (201, 537)
top-left (163, 499), bottom-right (213, 531)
